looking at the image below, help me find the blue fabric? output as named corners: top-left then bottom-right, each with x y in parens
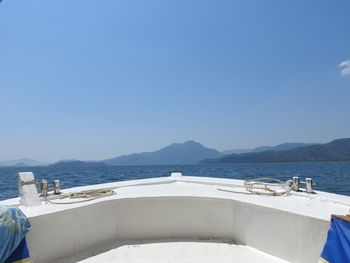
top-left (4, 238), bottom-right (30, 263)
top-left (0, 206), bottom-right (31, 263)
top-left (320, 216), bottom-right (350, 263)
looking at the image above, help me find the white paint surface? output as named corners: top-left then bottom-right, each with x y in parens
top-left (53, 241), bottom-right (289, 263)
top-left (1, 175), bottom-right (350, 263)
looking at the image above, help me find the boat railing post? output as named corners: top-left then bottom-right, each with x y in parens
top-left (40, 179), bottom-right (48, 197)
top-left (305, 178), bottom-right (314, 193)
top-left (53, 180), bottom-right (61, 195)
top-left (292, 176), bottom-right (300, 191)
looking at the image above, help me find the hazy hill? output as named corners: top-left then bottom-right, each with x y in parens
top-left (11, 162), bottom-right (30, 167)
top-left (202, 138), bottom-right (350, 163)
top-left (253, 142), bottom-right (317, 152)
top-left (222, 148), bottom-right (252, 155)
top-left (50, 160), bottom-right (107, 167)
top-left (0, 158), bottom-right (47, 167)
top-left (223, 142), bottom-right (316, 155)
top-left (104, 140), bottom-right (222, 166)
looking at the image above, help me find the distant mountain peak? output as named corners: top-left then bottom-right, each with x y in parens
top-left (183, 140), bottom-right (200, 144)
top-left (104, 141), bottom-right (222, 166)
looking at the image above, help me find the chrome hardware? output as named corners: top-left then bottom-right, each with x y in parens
top-left (305, 178), bottom-right (314, 193)
top-left (40, 179), bottom-right (48, 197)
top-left (291, 176), bottom-right (315, 193)
top-left (53, 180), bottom-right (61, 195)
top-left (292, 177), bottom-right (300, 191)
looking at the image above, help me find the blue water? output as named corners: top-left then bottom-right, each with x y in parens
top-left (1, 162), bottom-right (350, 201)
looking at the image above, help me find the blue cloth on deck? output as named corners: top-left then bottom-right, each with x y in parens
top-left (0, 206), bottom-right (31, 263)
top-left (4, 238), bottom-right (30, 263)
top-left (320, 215), bottom-right (350, 263)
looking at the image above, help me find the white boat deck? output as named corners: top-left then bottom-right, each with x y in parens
top-left (2, 174), bottom-right (350, 263)
top-left (3, 175), bottom-right (349, 220)
top-left (53, 240), bottom-right (288, 263)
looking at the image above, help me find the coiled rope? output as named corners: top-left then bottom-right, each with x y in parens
top-left (42, 177), bottom-right (292, 204)
top-left (218, 177), bottom-right (293, 196)
top-left (44, 188), bottom-right (116, 204)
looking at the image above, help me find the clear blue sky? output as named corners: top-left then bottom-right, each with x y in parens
top-left (0, 0), bottom-right (349, 163)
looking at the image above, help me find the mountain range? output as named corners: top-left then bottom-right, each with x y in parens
top-left (222, 143), bottom-right (317, 155)
top-left (0, 158), bottom-right (48, 167)
top-left (202, 138), bottom-right (350, 163)
top-left (50, 160), bottom-right (107, 167)
top-left (1, 138), bottom-right (350, 167)
top-left (103, 140), bottom-right (222, 165)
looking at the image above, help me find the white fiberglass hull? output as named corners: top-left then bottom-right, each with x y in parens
top-left (1, 174), bottom-right (350, 263)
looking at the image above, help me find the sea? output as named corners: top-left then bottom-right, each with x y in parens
top-left (1, 162), bottom-right (350, 201)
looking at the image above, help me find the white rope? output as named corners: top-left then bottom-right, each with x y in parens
top-left (218, 177), bottom-right (293, 196)
top-left (44, 188), bottom-right (116, 204)
top-left (40, 179), bottom-right (177, 205)
top-left (42, 177), bottom-right (292, 204)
